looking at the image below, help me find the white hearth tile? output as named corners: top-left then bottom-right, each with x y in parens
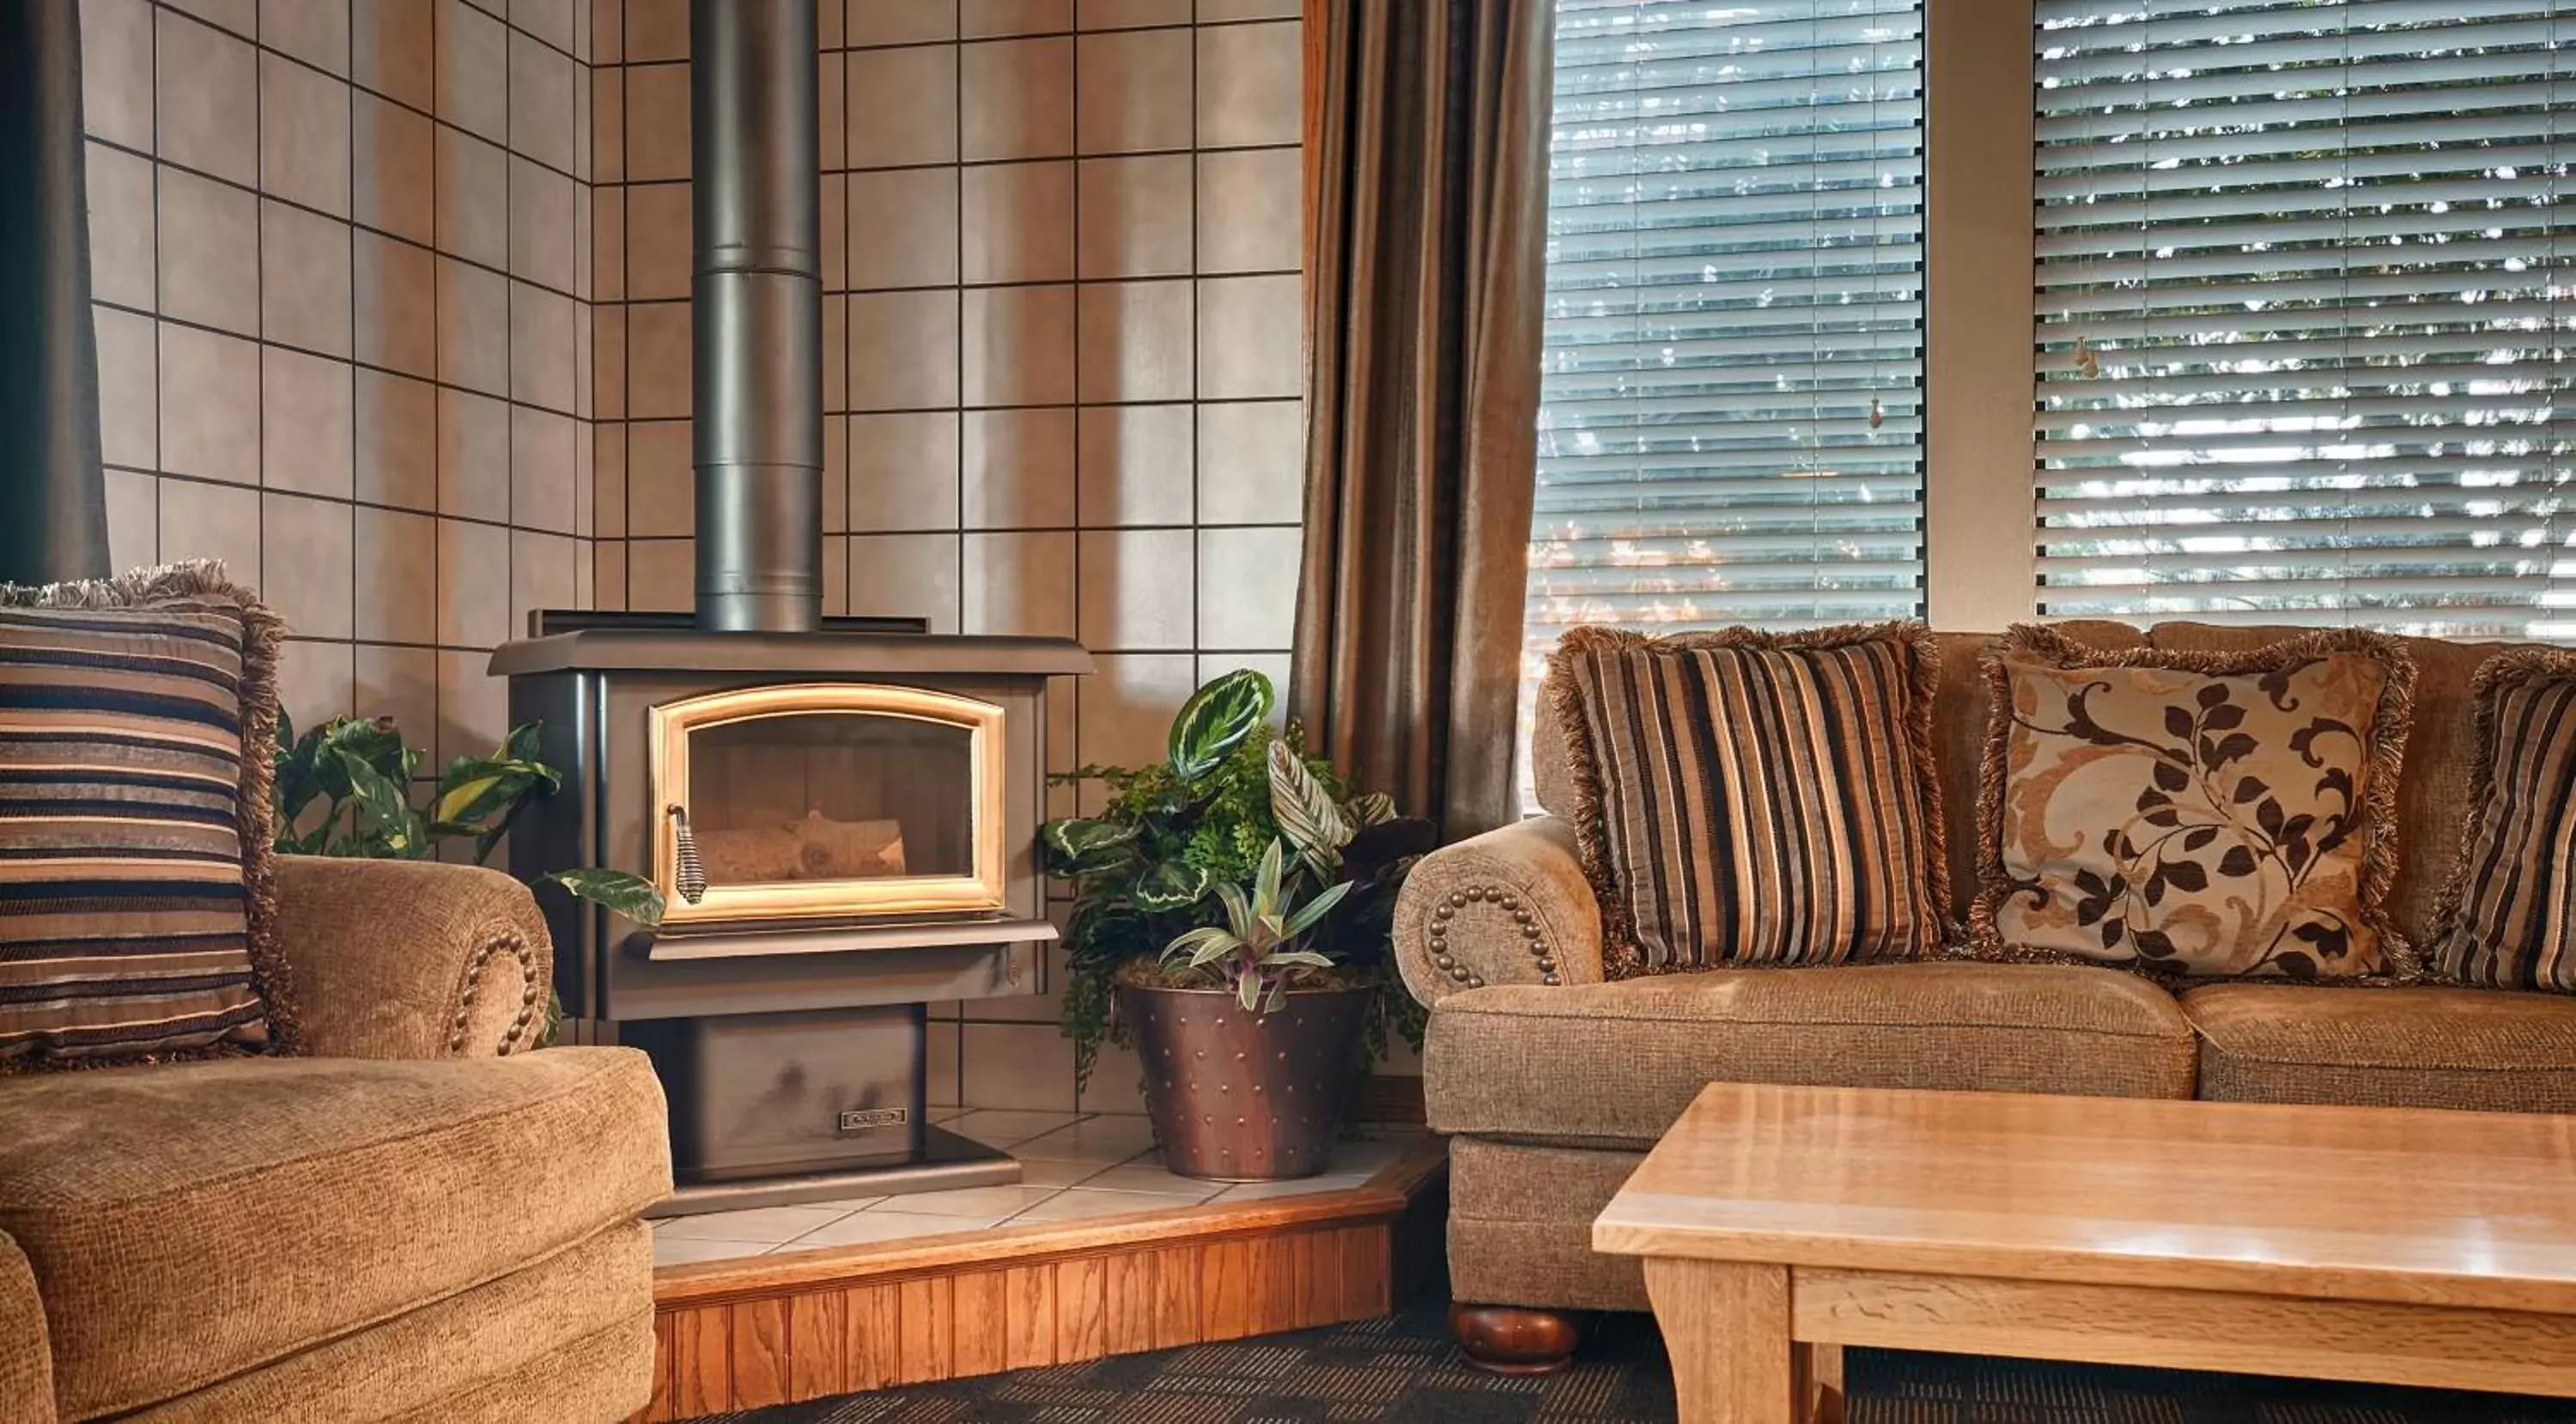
top-left (947, 1108), bottom-right (1083, 1147)
top-left (653, 1205), bottom-right (858, 1244)
top-left (1006, 1185), bottom-right (1210, 1224)
top-left (1012, 1113), bottom-right (1159, 1164)
top-left (862, 1183), bottom-right (1061, 1218)
top-left (652, 1236), bottom-right (773, 1268)
top-left (1209, 1173), bottom-right (1372, 1202)
top-left (1013, 1157), bottom-right (1103, 1188)
top-left (1066, 1161), bottom-right (1226, 1200)
top-left (785, 1211), bottom-right (1010, 1250)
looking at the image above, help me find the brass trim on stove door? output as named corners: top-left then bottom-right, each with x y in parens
top-left (648, 683), bottom-right (1009, 925)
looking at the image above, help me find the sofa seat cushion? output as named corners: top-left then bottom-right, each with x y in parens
top-left (2183, 983), bottom-right (2576, 1111)
top-left (0, 1048), bottom-right (669, 1419)
top-left (1424, 961), bottom-right (2196, 1146)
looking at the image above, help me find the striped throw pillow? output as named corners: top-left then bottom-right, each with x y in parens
top-left (0, 563), bottom-right (290, 1068)
top-left (1547, 624), bottom-right (1949, 977)
top-left (2432, 649), bottom-right (2576, 992)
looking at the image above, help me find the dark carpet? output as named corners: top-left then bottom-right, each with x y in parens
top-left (697, 1294), bottom-right (2576, 1422)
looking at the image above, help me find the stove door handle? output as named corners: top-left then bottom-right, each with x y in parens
top-left (667, 805), bottom-right (709, 904)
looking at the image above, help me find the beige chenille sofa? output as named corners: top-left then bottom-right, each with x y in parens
top-left (0, 860), bottom-right (671, 1423)
top-left (1395, 621), bottom-right (2576, 1370)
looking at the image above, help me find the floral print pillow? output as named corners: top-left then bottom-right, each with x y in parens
top-left (1971, 625), bottom-right (2416, 981)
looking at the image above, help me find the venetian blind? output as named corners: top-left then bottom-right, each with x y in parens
top-left (2033, 0), bottom-right (2575, 635)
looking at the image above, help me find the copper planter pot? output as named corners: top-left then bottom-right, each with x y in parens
top-left (1119, 982), bottom-right (1373, 1182)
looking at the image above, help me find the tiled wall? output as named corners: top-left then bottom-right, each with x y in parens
top-left (590, 0), bottom-right (1309, 1113)
top-left (81, 0), bottom-right (596, 769)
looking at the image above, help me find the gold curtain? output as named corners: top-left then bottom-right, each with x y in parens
top-left (1290, 0), bottom-right (1555, 840)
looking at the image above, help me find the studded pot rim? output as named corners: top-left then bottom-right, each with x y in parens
top-left (1118, 980), bottom-right (1374, 1184)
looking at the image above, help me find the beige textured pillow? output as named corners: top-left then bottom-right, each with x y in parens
top-left (1971, 624), bottom-right (2415, 981)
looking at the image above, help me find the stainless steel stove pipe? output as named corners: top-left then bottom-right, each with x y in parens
top-left (690, 0), bottom-right (823, 633)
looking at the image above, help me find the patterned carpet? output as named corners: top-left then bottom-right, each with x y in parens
top-left (696, 1293), bottom-right (2576, 1423)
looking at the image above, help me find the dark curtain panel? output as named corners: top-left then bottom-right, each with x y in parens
top-left (1291, 0), bottom-right (1555, 840)
top-left (0, 0), bottom-right (109, 587)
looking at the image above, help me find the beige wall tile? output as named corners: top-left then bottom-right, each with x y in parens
top-left (507, 29), bottom-right (579, 173)
top-left (848, 168), bottom-right (961, 290)
top-left (157, 477), bottom-right (261, 588)
top-left (509, 155), bottom-right (580, 292)
top-left (626, 300), bottom-right (694, 418)
top-left (821, 171), bottom-right (848, 290)
top-left (1195, 20), bottom-right (1299, 149)
top-left (1194, 399), bottom-right (1298, 524)
top-left (94, 308), bottom-right (158, 471)
top-left (849, 0), bottom-right (959, 45)
top-left (511, 282), bottom-right (580, 412)
top-left (823, 414), bottom-right (850, 532)
top-left (157, 170), bottom-right (258, 336)
top-left (816, 51), bottom-right (846, 172)
top-left (435, 648), bottom-right (509, 764)
top-left (589, 65), bottom-right (624, 184)
top-left (1075, 28), bottom-right (1191, 155)
top-left (82, 0), bottom-right (155, 151)
top-left (590, 188), bottom-right (626, 301)
top-left (959, 161), bottom-right (1073, 284)
top-left (1076, 651), bottom-right (1196, 767)
top-left (513, 0), bottom-right (577, 52)
top-left (158, 324), bottom-right (261, 484)
top-left (1078, 0), bottom-right (1190, 29)
top-left (167, 0), bottom-right (254, 38)
top-left (1075, 279), bottom-right (1192, 403)
top-left (848, 289), bottom-right (961, 411)
top-left (436, 516), bottom-right (512, 647)
top-left (261, 52), bottom-right (352, 218)
top-left (963, 0), bottom-right (1072, 36)
top-left (353, 0), bottom-right (436, 110)
top-left (624, 181), bottom-right (691, 301)
top-left (962, 37), bottom-right (1074, 162)
top-left (1195, 273), bottom-right (1298, 399)
top-left (437, 257), bottom-right (511, 396)
top-left (823, 293), bottom-right (848, 411)
top-left (848, 46), bottom-right (960, 168)
top-left (156, 9), bottom-right (257, 185)
top-left (1195, 147), bottom-right (1297, 273)
top-left (436, 126), bottom-right (510, 268)
top-left (964, 531), bottom-right (1077, 636)
top-left (592, 532), bottom-right (628, 609)
top-left (510, 529), bottom-right (578, 635)
top-left (1076, 404), bottom-right (1192, 526)
top-left (355, 645), bottom-right (438, 747)
top-left (278, 638), bottom-right (356, 733)
top-left (355, 370), bottom-right (437, 510)
top-left (624, 0), bottom-right (687, 60)
top-left (963, 408), bottom-right (1075, 528)
top-left (1195, 0), bottom-right (1297, 18)
top-left (1195, 525), bottom-right (1297, 648)
top-left (262, 492), bottom-right (355, 641)
top-left (434, 0), bottom-right (510, 143)
top-left (262, 202), bottom-right (355, 357)
top-left (511, 406), bottom-right (577, 532)
top-left (352, 94), bottom-right (436, 246)
top-left (261, 347), bottom-right (355, 498)
top-left (1076, 154), bottom-right (1192, 278)
top-left (85, 143), bottom-right (155, 312)
top-left (960, 1022), bottom-right (1077, 1113)
top-left (962, 284), bottom-right (1075, 407)
top-left (592, 420), bottom-right (628, 536)
top-left (355, 507), bottom-right (437, 642)
top-left (592, 304), bottom-right (626, 417)
top-left (846, 532), bottom-right (963, 631)
top-left (1076, 527), bottom-right (1194, 649)
top-left (105, 468), bottom-right (159, 573)
top-left (848, 411), bottom-right (964, 532)
top-left (353, 231), bottom-right (438, 379)
top-left (623, 63), bottom-right (691, 181)
top-left (437, 387), bottom-right (511, 522)
top-left (262, 0), bottom-right (349, 71)
top-left (626, 536), bottom-right (692, 612)
top-left (625, 418), bottom-right (692, 537)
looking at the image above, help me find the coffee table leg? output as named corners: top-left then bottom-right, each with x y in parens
top-left (1643, 1259), bottom-right (1800, 1423)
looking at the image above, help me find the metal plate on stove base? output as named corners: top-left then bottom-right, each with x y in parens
top-left (646, 1127), bottom-right (1023, 1218)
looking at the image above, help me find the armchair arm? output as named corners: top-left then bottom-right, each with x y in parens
top-left (0, 1232), bottom-right (52, 1424)
top-left (1392, 816), bottom-right (1604, 1007)
top-left (273, 858), bottom-right (553, 1060)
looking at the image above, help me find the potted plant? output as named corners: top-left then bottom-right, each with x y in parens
top-left (1041, 670), bottom-right (1434, 1181)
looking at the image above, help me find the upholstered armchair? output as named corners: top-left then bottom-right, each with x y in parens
top-left (0, 859), bottom-right (672, 1423)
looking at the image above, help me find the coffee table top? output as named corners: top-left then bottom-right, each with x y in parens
top-left (1593, 1083), bottom-right (2576, 1313)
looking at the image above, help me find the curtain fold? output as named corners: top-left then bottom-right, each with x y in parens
top-left (0, 0), bottom-right (109, 587)
top-left (1290, 0), bottom-right (1554, 841)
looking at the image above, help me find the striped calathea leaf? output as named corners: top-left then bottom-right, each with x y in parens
top-left (1266, 739), bottom-right (1352, 879)
top-left (1166, 668), bottom-right (1274, 782)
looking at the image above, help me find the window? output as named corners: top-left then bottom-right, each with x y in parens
top-left (2033, 0), bottom-right (2574, 636)
top-left (1521, 0), bottom-right (1928, 788)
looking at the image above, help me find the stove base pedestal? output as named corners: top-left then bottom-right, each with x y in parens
top-left (647, 1127), bottom-right (1021, 1217)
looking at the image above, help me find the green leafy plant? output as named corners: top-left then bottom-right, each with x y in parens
top-left (1163, 841), bottom-right (1349, 1014)
top-left (1041, 670), bottom-right (1437, 1088)
top-left (274, 711), bottom-right (665, 927)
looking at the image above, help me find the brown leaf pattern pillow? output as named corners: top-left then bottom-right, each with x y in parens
top-left (1971, 624), bottom-right (2416, 981)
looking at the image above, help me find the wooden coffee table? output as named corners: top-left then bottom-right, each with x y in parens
top-left (1595, 1082), bottom-right (2576, 1423)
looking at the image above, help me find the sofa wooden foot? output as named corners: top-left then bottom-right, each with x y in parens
top-left (1449, 1302), bottom-right (1584, 1376)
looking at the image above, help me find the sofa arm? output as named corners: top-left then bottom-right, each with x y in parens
top-left (0, 1231), bottom-right (52, 1424)
top-left (274, 858), bottom-right (553, 1060)
top-left (1393, 816), bottom-right (1605, 1007)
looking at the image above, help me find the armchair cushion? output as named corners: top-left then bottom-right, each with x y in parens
top-left (1425, 961), bottom-right (2196, 1146)
top-left (0, 1232), bottom-right (49, 1424)
top-left (0, 1048), bottom-right (669, 1419)
top-left (275, 857), bottom-right (553, 1059)
top-left (0, 563), bottom-right (290, 1068)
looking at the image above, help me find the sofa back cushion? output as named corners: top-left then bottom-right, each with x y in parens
top-left (0, 563), bottom-right (290, 1068)
top-left (1548, 622), bottom-right (1947, 976)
